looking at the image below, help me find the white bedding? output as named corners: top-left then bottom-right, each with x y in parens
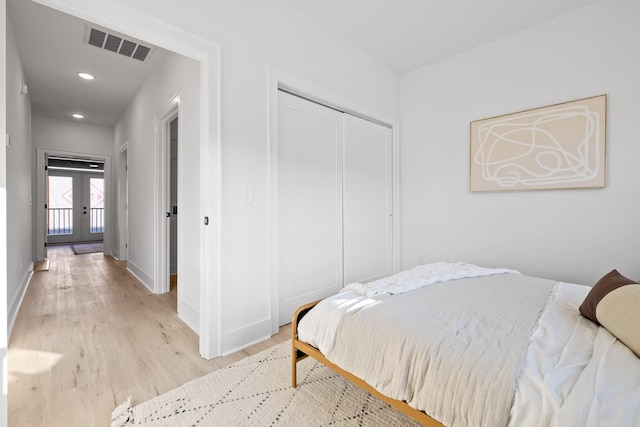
top-left (509, 282), bottom-right (640, 426)
top-left (297, 264), bottom-right (640, 427)
top-left (342, 261), bottom-right (520, 297)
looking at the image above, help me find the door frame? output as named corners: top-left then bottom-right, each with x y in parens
top-left (267, 68), bottom-right (401, 334)
top-left (154, 94), bottom-right (180, 295)
top-left (117, 142), bottom-right (129, 261)
top-left (46, 169), bottom-right (104, 244)
top-left (36, 148), bottom-right (111, 259)
top-left (34, 0), bottom-right (223, 359)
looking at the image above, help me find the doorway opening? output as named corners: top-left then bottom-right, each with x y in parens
top-left (32, 0), bottom-right (220, 359)
top-left (47, 156), bottom-right (105, 245)
top-left (117, 143), bottom-right (129, 261)
top-left (36, 149), bottom-right (111, 261)
top-left (154, 95), bottom-right (180, 298)
top-left (169, 117), bottom-right (179, 297)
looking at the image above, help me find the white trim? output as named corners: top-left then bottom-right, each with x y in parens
top-left (7, 267), bottom-right (33, 339)
top-left (154, 94), bottom-right (180, 295)
top-left (33, 0), bottom-right (223, 359)
top-left (267, 67), bottom-right (401, 334)
top-left (117, 141), bottom-right (129, 261)
top-left (200, 47), bottom-right (223, 359)
top-left (36, 148), bottom-right (112, 259)
top-left (221, 318), bottom-right (272, 357)
top-left (178, 300), bottom-right (199, 334)
top-left (126, 260), bottom-right (154, 292)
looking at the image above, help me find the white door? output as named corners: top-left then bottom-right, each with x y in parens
top-left (48, 171), bottom-right (104, 244)
top-left (277, 91), bottom-right (344, 325)
top-left (82, 173), bottom-right (105, 242)
top-left (343, 114), bottom-right (393, 284)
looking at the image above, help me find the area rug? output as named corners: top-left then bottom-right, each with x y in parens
top-left (71, 242), bottom-right (103, 255)
top-left (111, 340), bottom-right (421, 426)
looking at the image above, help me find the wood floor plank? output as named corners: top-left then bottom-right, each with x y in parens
top-left (8, 246), bottom-right (290, 427)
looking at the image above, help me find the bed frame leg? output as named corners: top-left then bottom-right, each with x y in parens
top-left (291, 299), bottom-right (320, 389)
top-left (292, 347), bottom-right (298, 388)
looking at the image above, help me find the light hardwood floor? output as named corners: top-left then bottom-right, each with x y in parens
top-left (8, 246), bottom-right (291, 426)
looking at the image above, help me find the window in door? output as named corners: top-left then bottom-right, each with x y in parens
top-left (47, 175), bottom-right (74, 236)
top-left (47, 171), bottom-right (104, 244)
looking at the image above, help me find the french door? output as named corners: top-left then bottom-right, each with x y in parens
top-left (47, 170), bottom-right (105, 244)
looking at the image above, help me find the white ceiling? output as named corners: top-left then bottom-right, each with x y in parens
top-left (283, 0), bottom-right (601, 74)
top-left (8, 0), bottom-right (166, 127)
top-left (7, 0), bottom-right (601, 127)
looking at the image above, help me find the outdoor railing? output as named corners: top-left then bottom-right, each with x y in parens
top-left (47, 207), bottom-right (104, 235)
top-left (91, 208), bottom-right (104, 233)
top-left (48, 208), bottom-right (72, 235)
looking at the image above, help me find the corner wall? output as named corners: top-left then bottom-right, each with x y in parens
top-left (113, 51), bottom-right (201, 332)
top-left (6, 15), bottom-right (34, 336)
top-left (399, 0), bottom-right (640, 284)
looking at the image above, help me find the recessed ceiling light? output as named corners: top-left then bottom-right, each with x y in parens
top-left (89, 164), bottom-right (99, 168)
top-left (72, 113), bottom-right (85, 119)
top-left (77, 72), bottom-right (95, 80)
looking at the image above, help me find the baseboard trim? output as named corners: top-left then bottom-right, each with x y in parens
top-left (126, 260), bottom-right (154, 292)
top-left (8, 265), bottom-right (35, 339)
top-left (221, 318), bottom-right (273, 356)
top-left (178, 300), bottom-right (199, 335)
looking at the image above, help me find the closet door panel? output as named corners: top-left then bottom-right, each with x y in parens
top-left (277, 91), bottom-right (343, 326)
top-left (343, 114), bottom-right (393, 284)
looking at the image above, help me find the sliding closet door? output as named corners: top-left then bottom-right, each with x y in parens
top-left (277, 91), bottom-right (344, 326)
top-left (343, 114), bottom-right (393, 284)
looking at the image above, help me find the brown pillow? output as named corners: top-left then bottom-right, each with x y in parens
top-left (579, 269), bottom-right (640, 357)
top-left (579, 270), bottom-right (637, 324)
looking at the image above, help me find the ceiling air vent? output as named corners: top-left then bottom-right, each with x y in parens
top-left (84, 26), bottom-right (153, 62)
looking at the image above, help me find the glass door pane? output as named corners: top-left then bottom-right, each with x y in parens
top-left (48, 175), bottom-right (73, 235)
top-left (82, 174), bottom-right (104, 241)
top-left (89, 177), bottom-right (104, 234)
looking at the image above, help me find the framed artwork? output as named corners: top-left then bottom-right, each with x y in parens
top-left (470, 95), bottom-right (606, 192)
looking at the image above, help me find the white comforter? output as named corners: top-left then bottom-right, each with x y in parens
top-left (297, 263), bottom-right (640, 426)
top-left (509, 282), bottom-right (640, 426)
top-left (342, 261), bottom-right (520, 297)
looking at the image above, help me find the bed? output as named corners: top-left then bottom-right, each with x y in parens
top-left (291, 262), bottom-right (640, 427)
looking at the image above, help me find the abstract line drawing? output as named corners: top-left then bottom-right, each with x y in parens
top-left (470, 95), bottom-right (606, 191)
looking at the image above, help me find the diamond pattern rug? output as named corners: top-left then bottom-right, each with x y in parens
top-left (112, 340), bottom-right (421, 426)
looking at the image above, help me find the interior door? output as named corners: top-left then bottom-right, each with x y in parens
top-left (277, 91), bottom-right (344, 326)
top-left (343, 114), bottom-right (393, 284)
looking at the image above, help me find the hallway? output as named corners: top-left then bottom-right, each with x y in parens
top-left (8, 247), bottom-right (289, 426)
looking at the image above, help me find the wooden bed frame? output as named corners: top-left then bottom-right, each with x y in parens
top-left (291, 300), bottom-right (444, 427)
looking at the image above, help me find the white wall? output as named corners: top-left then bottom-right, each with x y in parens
top-left (113, 51), bottom-right (201, 331)
top-left (1, 0), bottom-right (10, 421)
top-left (31, 115), bottom-right (113, 156)
top-left (101, 0), bottom-right (399, 353)
top-left (6, 16), bottom-right (34, 336)
top-left (400, 0), bottom-right (640, 285)
top-left (31, 115), bottom-right (114, 258)
top-left (37, 0), bottom-right (399, 356)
